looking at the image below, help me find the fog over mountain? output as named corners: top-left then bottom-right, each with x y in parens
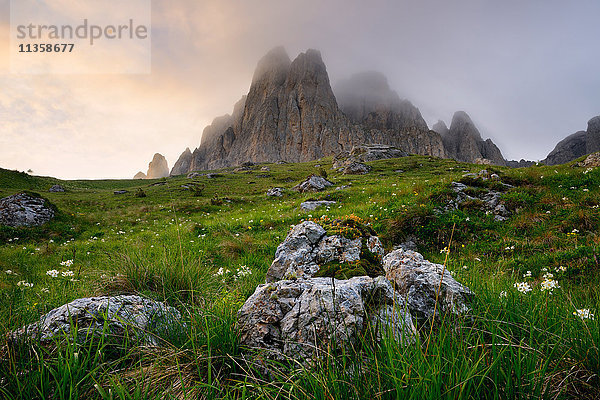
top-left (0, 0), bottom-right (599, 178)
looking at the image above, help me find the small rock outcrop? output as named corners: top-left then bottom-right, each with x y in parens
top-left (133, 171), bottom-right (147, 179)
top-left (543, 131), bottom-right (587, 166)
top-left (0, 192), bottom-right (56, 227)
top-left (333, 144), bottom-right (406, 171)
top-left (48, 185), bottom-right (65, 192)
top-left (292, 175), bottom-right (333, 193)
top-left (146, 153), bottom-right (170, 179)
top-left (434, 111), bottom-right (506, 166)
top-left (577, 151), bottom-right (600, 168)
top-left (383, 249), bottom-right (473, 326)
top-left (237, 276), bottom-right (416, 360)
top-left (300, 200), bottom-right (336, 211)
top-left (265, 221), bottom-right (384, 282)
top-left (343, 162), bottom-right (371, 175)
top-left (11, 295), bottom-right (181, 345)
top-left (266, 187), bottom-right (284, 197)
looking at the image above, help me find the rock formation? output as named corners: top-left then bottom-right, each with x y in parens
top-left (11, 295), bottom-right (181, 345)
top-left (133, 171), bottom-right (147, 179)
top-left (0, 192), bottom-right (56, 227)
top-left (586, 116), bottom-right (600, 155)
top-left (542, 131), bottom-right (587, 166)
top-left (170, 148), bottom-right (192, 176)
top-left (334, 71), bottom-right (446, 157)
top-left (542, 115), bottom-right (600, 165)
top-left (146, 153), bottom-right (169, 179)
top-left (48, 185), bottom-right (65, 192)
top-left (172, 49), bottom-right (452, 175)
top-left (434, 111), bottom-right (506, 166)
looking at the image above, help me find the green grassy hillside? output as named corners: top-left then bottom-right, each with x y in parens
top-left (0, 156), bottom-right (598, 399)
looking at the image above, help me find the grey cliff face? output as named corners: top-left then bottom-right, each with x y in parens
top-left (543, 131), bottom-right (587, 165)
top-left (174, 49), bottom-right (452, 174)
top-left (586, 116), bottom-right (600, 154)
top-left (146, 153), bottom-right (170, 179)
top-left (170, 148), bottom-right (192, 176)
top-left (437, 111), bottom-right (506, 166)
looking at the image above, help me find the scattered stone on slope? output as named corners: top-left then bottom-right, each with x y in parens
top-left (237, 276), bottom-right (416, 360)
top-left (333, 144), bottom-right (406, 169)
top-left (383, 249), bottom-right (473, 327)
top-left (114, 190), bottom-right (128, 195)
top-left (187, 172), bottom-right (203, 178)
top-left (292, 175), bottom-right (333, 193)
top-left (10, 295), bottom-right (182, 345)
top-left (265, 221), bottom-right (384, 282)
top-left (343, 162), bottom-right (372, 175)
top-left (445, 181), bottom-right (511, 221)
top-left (266, 187), bottom-right (284, 197)
top-left (576, 151), bottom-right (600, 168)
top-left (300, 200), bottom-right (336, 211)
top-left (48, 185), bottom-right (65, 192)
top-left (0, 192), bottom-right (56, 227)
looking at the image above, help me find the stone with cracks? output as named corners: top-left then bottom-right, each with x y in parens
top-left (0, 192), bottom-right (56, 227)
top-left (383, 249), bottom-right (473, 327)
top-left (266, 187), bottom-right (284, 197)
top-left (11, 295), bottom-right (182, 345)
top-left (343, 162), bottom-right (372, 175)
top-left (265, 221), bottom-right (384, 282)
top-left (292, 175), bottom-right (333, 193)
top-left (237, 276), bottom-right (416, 360)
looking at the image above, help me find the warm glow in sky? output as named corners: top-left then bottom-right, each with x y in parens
top-left (1, 0), bottom-right (599, 179)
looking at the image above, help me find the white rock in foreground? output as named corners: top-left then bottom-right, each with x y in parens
top-left (237, 276), bottom-right (416, 360)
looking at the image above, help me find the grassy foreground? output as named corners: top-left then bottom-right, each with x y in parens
top-left (0, 155), bottom-right (598, 399)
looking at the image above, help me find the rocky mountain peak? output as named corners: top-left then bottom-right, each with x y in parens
top-left (450, 111), bottom-right (483, 141)
top-left (250, 46), bottom-right (291, 88)
top-left (587, 115), bottom-right (600, 154)
top-left (146, 153), bottom-right (169, 179)
top-left (432, 120), bottom-right (449, 137)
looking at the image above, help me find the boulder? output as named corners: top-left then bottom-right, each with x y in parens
top-left (113, 190), bottom-right (128, 195)
top-left (300, 200), bottom-right (336, 211)
top-left (0, 192), bottom-right (55, 227)
top-left (343, 162), bottom-right (371, 175)
top-left (237, 276), bottom-right (416, 360)
top-left (266, 187), bottom-right (284, 197)
top-left (48, 185), bottom-right (65, 192)
top-left (292, 175), bottom-right (333, 193)
top-left (383, 249), bottom-right (473, 327)
top-left (186, 172), bottom-right (203, 178)
top-left (333, 144), bottom-right (406, 170)
top-left (265, 221), bottom-right (384, 282)
top-left (11, 295), bottom-right (182, 345)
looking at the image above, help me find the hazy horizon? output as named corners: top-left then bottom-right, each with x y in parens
top-left (1, 0), bottom-right (599, 179)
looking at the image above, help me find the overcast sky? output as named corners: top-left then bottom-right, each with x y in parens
top-left (1, 0), bottom-right (599, 179)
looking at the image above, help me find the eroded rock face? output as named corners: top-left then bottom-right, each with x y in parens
top-left (543, 131), bottom-right (587, 166)
top-left (434, 111), bottom-right (506, 166)
top-left (383, 249), bottom-right (473, 327)
top-left (146, 153), bottom-right (170, 179)
top-left (170, 148), bottom-right (193, 176)
top-left (292, 175), bottom-right (333, 193)
top-left (11, 295), bottom-right (182, 345)
top-left (0, 192), bottom-right (55, 227)
top-left (586, 116), bottom-right (600, 155)
top-left (265, 221), bottom-right (384, 282)
top-left (237, 276), bottom-right (416, 360)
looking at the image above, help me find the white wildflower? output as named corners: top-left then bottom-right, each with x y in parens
top-left (514, 282), bottom-right (532, 294)
top-left (60, 260), bottom-right (73, 267)
top-left (46, 270), bottom-right (60, 278)
top-left (499, 291), bottom-right (507, 298)
top-left (17, 280), bottom-right (34, 288)
top-left (61, 270), bottom-right (74, 277)
top-left (573, 309), bottom-right (595, 320)
top-left (523, 271), bottom-right (532, 278)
